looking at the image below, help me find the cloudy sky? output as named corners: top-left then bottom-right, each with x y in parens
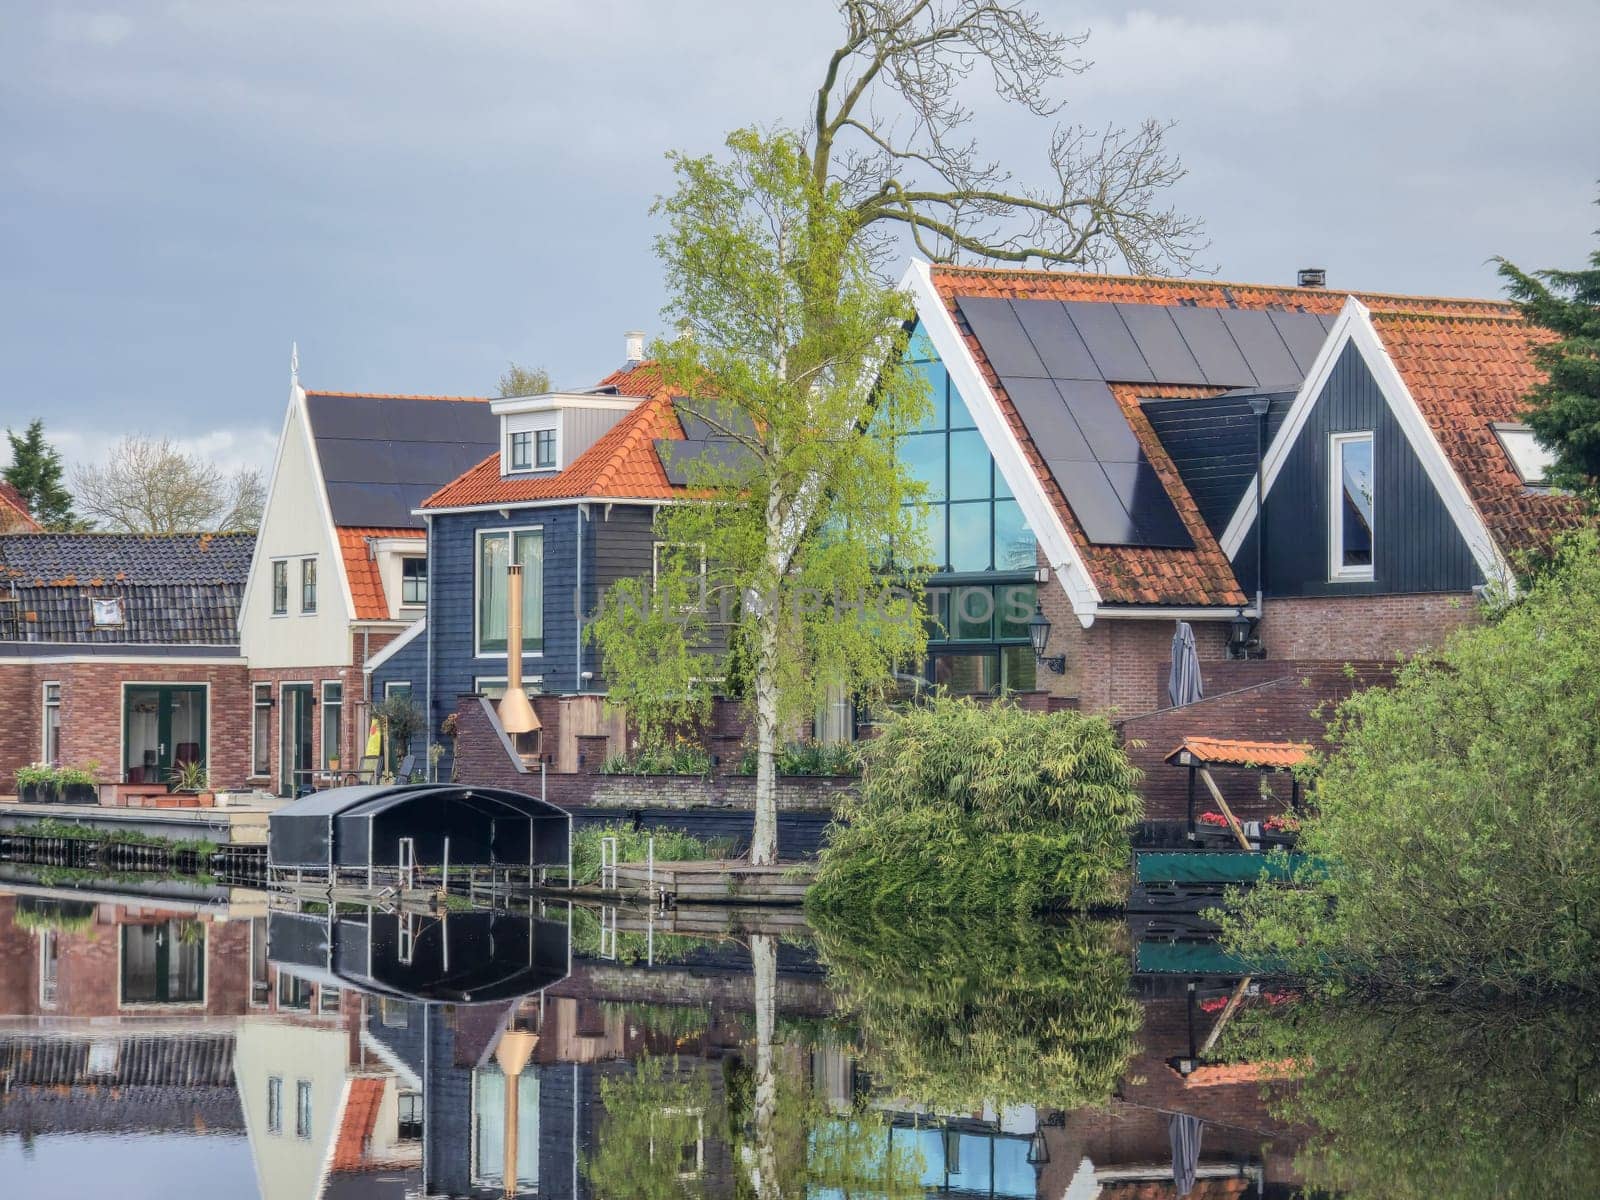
top-left (3, 1), bottom-right (1596, 479)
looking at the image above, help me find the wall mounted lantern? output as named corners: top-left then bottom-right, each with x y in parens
top-left (1227, 608), bottom-right (1259, 660)
top-left (1027, 602), bottom-right (1067, 675)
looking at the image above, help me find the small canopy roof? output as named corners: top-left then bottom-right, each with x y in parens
top-left (1165, 736), bottom-right (1311, 771)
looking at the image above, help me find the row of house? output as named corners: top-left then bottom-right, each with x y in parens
top-left (0, 260), bottom-right (1577, 801)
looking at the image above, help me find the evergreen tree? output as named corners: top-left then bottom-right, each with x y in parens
top-left (3, 420), bottom-right (81, 530)
top-left (1498, 201), bottom-right (1600, 493)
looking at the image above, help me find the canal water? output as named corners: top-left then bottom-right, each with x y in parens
top-left (0, 879), bottom-right (1593, 1198)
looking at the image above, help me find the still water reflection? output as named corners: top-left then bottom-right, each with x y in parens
top-left (0, 877), bottom-right (1593, 1199)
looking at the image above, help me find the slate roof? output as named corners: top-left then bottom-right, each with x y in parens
top-left (422, 362), bottom-right (689, 510)
top-left (0, 531), bottom-right (252, 645)
top-left (339, 526), bottom-right (424, 621)
top-left (303, 390), bottom-right (498, 529)
top-left (0, 483), bottom-right (39, 532)
top-left (1366, 310), bottom-right (1587, 558)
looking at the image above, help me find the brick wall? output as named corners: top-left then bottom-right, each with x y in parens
top-left (1259, 590), bottom-right (1478, 660)
top-left (0, 659), bottom-right (251, 790)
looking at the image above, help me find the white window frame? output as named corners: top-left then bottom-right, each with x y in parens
top-left (295, 1080), bottom-right (313, 1139)
top-left (400, 555), bottom-right (428, 607)
top-left (1329, 431), bottom-right (1375, 583)
top-left (271, 559), bottom-right (290, 616)
top-left (535, 427), bottom-right (557, 469)
top-left (41, 680), bottom-right (62, 764)
top-left (267, 1075), bottom-right (283, 1134)
top-left (1491, 422), bottom-right (1555, 487)
top-left (508, 429), bottom-right (533, 472)
top-left (320, 680), bottom-right (343, 771)
top-left (250, 683), bottom-right (272, 778)
top-left (473, 675), bottom-right (544, 697)
top-left (300, 556), bottom-right (317, 614)
top-left (473, 526), bottom-right (545, 659)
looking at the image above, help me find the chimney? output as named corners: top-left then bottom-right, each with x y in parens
top-left (623, 330), bottom-right (646, 365)
top-left (497, 563), bottom-right (540, 742)
top-left (1297, 267), bottom-right (1327, 289)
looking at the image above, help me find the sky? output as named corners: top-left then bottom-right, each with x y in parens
top-left (3, 1), bottom-right (1597, 481)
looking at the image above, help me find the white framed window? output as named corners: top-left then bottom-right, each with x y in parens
top-left (295, 1080), bottom-right (313, 1138)
top-left (474, 676), bottom-right (544, 698)
top-left (300, 557), bottom-right (317, 613)
top-left (42, 681), bottom-right (62, 764)
top-left (401, 556), bottom-right (427, 606)
top-left (535, 428), bottom-right (557, 469)
top-left (251, 684), bottom-right (272, 776)
top-left (267, 1076), bottom-right (283, 1134)
top-left (321, 681), bottom-right (342, 770)
top-left (1329, 431), bottom-right (1374, 581)
top-left (475, 527), bottom-right (544, 657)
top-left (1492, 422), bottom-right (1555, 487)
top-left (508, 430), bottom-right (533, 471)
top-left (271, 560), bottom-right (289, 614)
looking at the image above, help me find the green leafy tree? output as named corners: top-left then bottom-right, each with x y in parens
top-left (809, 695), bottom-right (1143, 913)
top-left (496, 362), bottom-right (551, 398)
top-left (811, 910), bottom-right (1141, 1112)
top-left (587, 130), bottom-right (931, 864)
top-left (1222, 531), bottom-right (1600, 994)
top-left (1497, 199), bottom-right (1600, 493)
top-left (4, 420), bottom-right (82, 529)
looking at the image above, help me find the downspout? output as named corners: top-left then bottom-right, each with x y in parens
top-left (1249, 396), bottom-right (1271, 616)
top-left (424, 513), bottom-right (434, 772)
top-left (575, 503), bottom-right (586, 692)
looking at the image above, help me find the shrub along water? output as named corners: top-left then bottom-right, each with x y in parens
top-left (566, 821), bottom-right (731, 887)
top-left (1222, 531), bottom-right (1600, 995)
top-left (808, 695), bottom-right (1143, 914)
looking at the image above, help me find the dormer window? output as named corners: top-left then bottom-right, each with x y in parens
top-left (509, 431), bottom-right (533, 471)
top-left (506, 425), bottom-right (558, 473)
top-left (401, 556), bottom-right (427, 606)
top-left (1493, 423), bottom-right (1555, 487)
top-left (535, 428), bottom-right (557, 469)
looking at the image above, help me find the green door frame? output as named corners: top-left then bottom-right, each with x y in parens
top-left (280, 684), bottom-right (314, 796)
top-left (122, 684), bottom-right (208, 786)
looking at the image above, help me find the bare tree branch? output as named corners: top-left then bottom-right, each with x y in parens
top-left (72, 436), bottom-right (262, 533)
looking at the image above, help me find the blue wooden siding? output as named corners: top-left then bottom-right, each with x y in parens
top-left (1232, 342), bottom-right (1482, 597)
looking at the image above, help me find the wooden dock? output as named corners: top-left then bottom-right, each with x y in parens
top-left (608, 859), bottom-right (815, 907)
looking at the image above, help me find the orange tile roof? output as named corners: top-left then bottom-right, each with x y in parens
top-left (1368, 311), bottom-right (1587, 558)
top-left (337, 526), bottom-right (422, 619)
top-left (595, 359), bottom-right (672, 397)
top-left (1166, 736), bottom-right (1312, 770)
top-left (928, 265), bottom-right (1525, 606)
top-left (1098, 1180), bottom-right (1251, 1199)
top-left (1178, 1059), bottom-right (1299, 1088)
top-left (330, 1076), bottom-right (386, 1172)
top-left (0, 482), bottom-right (41, 532)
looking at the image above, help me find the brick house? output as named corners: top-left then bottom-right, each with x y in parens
top-left (0, 483), bottom-right (41, 533)
top-left (239, 381), bottom-right (497, 794)
top-left (0, 531), bottom-right (254, 794)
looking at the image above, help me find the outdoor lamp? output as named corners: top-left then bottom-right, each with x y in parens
top-left (1027, 602), bottom-right (1066, 675)
top-left (1227, 608), bottom-right (1256, 660)
top-left (1027, 1129), bottom-right (1051, 1165)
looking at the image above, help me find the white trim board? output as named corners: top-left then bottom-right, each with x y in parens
top-left (362, 617), bottom-right (425, 674)
top-left (902, 259), bottom-right (1103, 627)
top-left (1217, 296), bottom-right (1506, 587)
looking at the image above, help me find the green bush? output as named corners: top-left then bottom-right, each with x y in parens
top-left (736, 739), bottom-right (860, 777)
top-left (56, 763), bottom-right (100, 788)
top-left (600, 740), bottom-right (713, 776)
top-left (1222, 532), bottom-right (1600, 994)
top-left (14, 763), bottom-right (58, 790)
top-left (809, 695), bottom-right (1142, 914)
top-left (566, 822), bottom-right (731, 886)
top-left (811, 909), bottom-right (1141, 1111)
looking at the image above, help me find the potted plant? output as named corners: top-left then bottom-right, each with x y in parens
top-left (168, 759), bottom-right (210, 795)
top-left (56, 763), bottom-right (100, 805)
top-left (14, 763), bottom-right (59, 805)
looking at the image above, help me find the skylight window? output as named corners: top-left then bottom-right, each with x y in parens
top-left (1493, 423), bottom-right (1555, 487)
top-left (91, 597), bottom-right (123, 627)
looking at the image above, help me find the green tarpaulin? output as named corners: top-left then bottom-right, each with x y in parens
top-left (1137, 850), bottom-right (1310, 885)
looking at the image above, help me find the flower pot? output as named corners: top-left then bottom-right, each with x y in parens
top-left (59, 782), bottom-right (98, 805)
top-left (18, 783), bottom-right (58, 805)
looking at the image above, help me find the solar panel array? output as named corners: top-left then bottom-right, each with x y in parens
top-left (953, 296), bottom-right (1334, 548)
top-left (305, 394), bottom-right (500, 528)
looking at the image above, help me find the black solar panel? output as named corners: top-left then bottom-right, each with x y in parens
top-left (1000, 378), bottom-right (1094, 461)
top-left (955, 296), bottom-right (1047, 378)
top-left (1062, 302), bottom-right (1153, 382)
top-left (656, 438), bottom-right (758, 486)
top-left (1102, 459), bottom-right (1194, 549)
top-left (324, 482), bottom-right (417, 528)
top-left (1058, 380), bottom-right (1141, 463)
top-left (304, 394), bottom-right (386, 439)
top-left (1267, 310), bottom-right (1333, 376)
top-left (1167, 307), bottom-right (1256, 388)
top-left (1218, 310), bottom-right (1300, 387)
top-left (1044, 458), bottom-right (1139, 544)
top-left (1116, 304), bottom-right (1207, 385)
top-left (1010, 300), bottom-right (1100, 379)
top-left (673, 398), bottom-right (757, 441)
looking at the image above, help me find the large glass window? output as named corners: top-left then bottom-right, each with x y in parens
top-left (251, 684), bottom-right (271, 776)
top-left (401, 556), bottom-right (427, 606)
top-left (473, 1070), bottom-right (539, 1191)
top-left (321, 681), bottom-right (342, 771)
top-left (898, 325), bottom-right (1037, 573)
top-left (477, 528), bottom-right (544, 655)
top-left (924, 583), bottom-right (1037, 695)
top-left (42, 682), bottom-right (61, 764)
top-left (120, 921), bottom-right (205, 1005)
top-left (1331, 432), bottom-right (1374, 580)
top-left (271, 561), bottom-right (288, 614)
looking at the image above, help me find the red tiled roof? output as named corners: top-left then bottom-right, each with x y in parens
top-left (1097, 1180), bottom-right (1251, 1199)
top-left (337, 526), bottom-right (422, 619)
top-left (1166, 736), bottom-right (1312, 770)
top-left (330, 1077), bottom-right (386, 1172)
top-left (595, 360), bottom-right (671, 397)
top-left (1368, 311), bottom-right (1587, 558)
top-left (1178, 1059), bottom-right (1298, 1088)
top-left (928, 265), bottom-right (1525, 606)
top-left (0, 482), bottom-right (41, 532)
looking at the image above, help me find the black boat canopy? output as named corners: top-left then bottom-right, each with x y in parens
top-left (269, 783), bottom-right (569, 872)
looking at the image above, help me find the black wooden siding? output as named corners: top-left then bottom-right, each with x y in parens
top-left (1142, 391), bottom-right (1293, 539)
top-left (1232, 342), bottom-right (1482, 598)
top-left (582, 503), bottom-right (660, 691)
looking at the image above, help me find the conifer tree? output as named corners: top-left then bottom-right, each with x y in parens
top-left (3, 420), bottom-right (82, 530)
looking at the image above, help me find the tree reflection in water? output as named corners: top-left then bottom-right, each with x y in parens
top-left (1224, 995), bottom-right (1600, 1199)
top-left (811, 912), bottom-right (1142, 1113)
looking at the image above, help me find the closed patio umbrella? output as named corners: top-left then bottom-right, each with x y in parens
top-left (1168, 621), bottom-right (1204, 708)
top-left (1169, 1112), bottom-right (1205, 1196)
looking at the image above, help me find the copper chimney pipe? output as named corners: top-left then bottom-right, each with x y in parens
top-left (498, 563), bottom-right (540, 735)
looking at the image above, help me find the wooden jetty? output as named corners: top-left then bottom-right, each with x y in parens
top-left (604, 859), bottom-right (815, 907)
